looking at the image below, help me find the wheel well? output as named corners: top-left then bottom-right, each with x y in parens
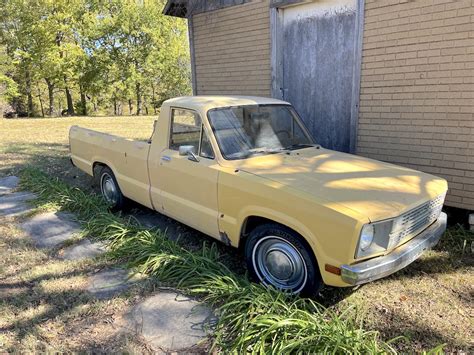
top-left (240, 216), bottom-right (309, 249)
top-left (240, 215), bottom-right (320, 270)
top-left (241, 216), bottom-right (275, 239)
top-left (92, 162), bottom-right (107, 185)
top-left (92, 162), bottom-right (106, 175)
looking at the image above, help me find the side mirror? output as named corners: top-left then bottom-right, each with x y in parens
top-left (179, 145), bottom-right (195, 156)
top-left (178, 145), bottom-right (199, 162)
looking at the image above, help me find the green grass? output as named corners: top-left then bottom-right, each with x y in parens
top-left (437, 225), bottom-right (473, 256)
top-left (20, 167), bottom-right (399, 353)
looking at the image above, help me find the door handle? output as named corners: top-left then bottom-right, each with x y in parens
top-left (161, 155), bottom-right (171, 162)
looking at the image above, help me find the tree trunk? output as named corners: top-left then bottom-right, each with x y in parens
top-left (45, 79), bottom-right (54, 116)
top-left (151, 83), bottom-right (157, 114)
top-left (27, 93), bottom-right (33, 117)
top-left (65, 81), bottom-right (74, 115)
top-left (113, 97), bottom-right (118, 116)
top-left (136, 82), bottom-right (141, 116)
top-left (57, 33), bottom-right (74, 115)
top-left (37, 85), bottom-right (45, 117)
top-left (79, 83), bottom-right (87, 116)
top-left (128, 99), bottom-right (133, 115)
top-left (25, 70), bottom-right (33, 117)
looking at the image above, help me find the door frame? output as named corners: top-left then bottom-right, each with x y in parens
top-left (269, 0), bottom-right (365, 153)
top-left (154, 106), bottom-right (220, 239)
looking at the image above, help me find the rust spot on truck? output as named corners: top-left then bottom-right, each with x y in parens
top-left (219, 231), bottom-right (231, 246)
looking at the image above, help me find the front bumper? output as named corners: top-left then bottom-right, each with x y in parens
top-left (341, 212), bottom-right (447, 285)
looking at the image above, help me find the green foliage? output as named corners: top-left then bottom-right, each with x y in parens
top-left (437, 224), bottom-right (473, 257)
top-left (0, 72), bottom-right (18, 99)
top-left (20, 167), bottom-right (401, 353)
top-left (0, 47), bottom-right (19, 102)
top-left (0, 0), bottom-right (190, 117)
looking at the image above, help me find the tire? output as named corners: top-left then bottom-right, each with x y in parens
top-left (98, 166), bottom-right (125, 210)
top-left (245, 223), bottom-right (322, 297)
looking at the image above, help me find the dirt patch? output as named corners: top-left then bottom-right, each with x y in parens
top-left (0, 217), bottom-right (165, 352)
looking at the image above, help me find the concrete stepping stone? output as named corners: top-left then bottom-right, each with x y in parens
top-left (87, 268), bottom-right (140, 299)
top-left (0, 176), bottom-right (19, 195)
top-left (126, 292), bottom-right (215, 351)
top-left (61, 239), bottom-right (106, 261)
top-left (21, 211), bottom-right (80, 248)
top-left (0, 191), bottom-right (37, 217)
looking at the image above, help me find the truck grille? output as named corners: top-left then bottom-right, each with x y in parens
top-left (388, 194), bottom-right (445, 249)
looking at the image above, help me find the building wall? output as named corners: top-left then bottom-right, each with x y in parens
top-left (192, 0), bottom-right (271, 96)
top-left (357, 0), bottom-right (474, 210)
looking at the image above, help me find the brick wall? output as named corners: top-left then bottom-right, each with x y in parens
top-left (358, 0), bottom-right (474, 210)
top-left (192, 0), bottom-right (271, 96)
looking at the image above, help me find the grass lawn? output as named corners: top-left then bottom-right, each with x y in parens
top-left (0, 116), bottom-right (473, 352)
top-left (0, 116), bottom-right (158, 352)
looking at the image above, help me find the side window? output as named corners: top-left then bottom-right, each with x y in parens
top-left (200, 128), bottom-right (215, 159)
top-left (170, 109), bottom-right (201, 151)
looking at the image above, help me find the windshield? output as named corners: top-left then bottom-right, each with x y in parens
top-left (207, 104), bottom-right (315, 160)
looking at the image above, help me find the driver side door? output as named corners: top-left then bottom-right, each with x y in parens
top-left (155, 108), bottom-right (220, 239)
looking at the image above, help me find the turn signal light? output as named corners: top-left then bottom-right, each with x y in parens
top-left (325, 264), bottom-right (341, 275)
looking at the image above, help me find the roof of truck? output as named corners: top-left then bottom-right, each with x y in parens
top-left (163, 95), bottom-right (290, 112)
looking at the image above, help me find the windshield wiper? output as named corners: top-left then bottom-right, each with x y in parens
top-left (247, 147), bottom-right (288, 156)
top-left (285, 143), bottom-right (319, 150)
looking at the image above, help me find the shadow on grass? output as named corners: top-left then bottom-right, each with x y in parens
top-left (2, 140), bottom-right (473, 352)
top-left (3, 141), bottom-right (472, 303)
top-left (0, 279), bottom-right (153, 352)
top-left (319, 228), bottom-right (473, 308)
top-left (0, 239), bottom-right (154, 352)
top-left (373, 305), bottom-right (470, 352)
top-left (0, 141), bottom-right (94, 193)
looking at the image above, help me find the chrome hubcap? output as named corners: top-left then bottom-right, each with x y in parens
top-left (253, 236), bottom-right (307, 293)
top-left (101, 173), bottom-right (118, 205)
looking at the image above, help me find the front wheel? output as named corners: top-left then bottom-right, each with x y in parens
top-left (98, 166), bottom-right (125, 210)
top-left (245, 224), bottom-right (322, 297)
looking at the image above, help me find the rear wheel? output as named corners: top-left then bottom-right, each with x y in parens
top-left (98, 166), bottom-right (125, 210)
top-left (245, 223), bottom-right (322, 297)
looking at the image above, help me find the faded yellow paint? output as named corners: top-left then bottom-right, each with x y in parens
top-left (70, 96), bottom-right (448, 287)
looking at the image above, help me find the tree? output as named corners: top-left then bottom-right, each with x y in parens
top-left (0, 0), bottom-right (40, 116)
top-left (0, 0), bottom-right (191, 117)
top-left (0, 46), bottom-right (19, 114)
top-left (95, 0), bottom-right (191, 115)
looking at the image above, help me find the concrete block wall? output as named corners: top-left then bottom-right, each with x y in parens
top-left (357, 0), bottom-right (474, 210)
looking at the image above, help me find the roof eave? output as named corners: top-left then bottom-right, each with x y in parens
top-left (163, 0), bottom-right (188, 18)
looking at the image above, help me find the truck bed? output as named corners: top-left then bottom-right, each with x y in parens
top-left (69, 126), bottom-right (153, 208)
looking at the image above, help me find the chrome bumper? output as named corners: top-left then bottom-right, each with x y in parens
top-left (341, 212), bottom-right (447, 285)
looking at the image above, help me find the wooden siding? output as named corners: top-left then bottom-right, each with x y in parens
top-left (358, 0), bottom-right (474, 210)
top-left (192, 0), bottom-right (272, 96)
top-left (276, 0), bottom-right (358, 153)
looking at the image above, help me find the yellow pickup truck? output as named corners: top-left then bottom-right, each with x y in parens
top-left (70, 96), bottom-right (448, 296)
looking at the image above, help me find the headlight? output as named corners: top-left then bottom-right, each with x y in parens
top-left (356, 219), bottom-right (393, 258)
top-left (359, 224), bottom-right (374, 251)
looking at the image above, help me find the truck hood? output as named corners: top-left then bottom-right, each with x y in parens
top-left (235, 148), bottom-right (447, 221)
